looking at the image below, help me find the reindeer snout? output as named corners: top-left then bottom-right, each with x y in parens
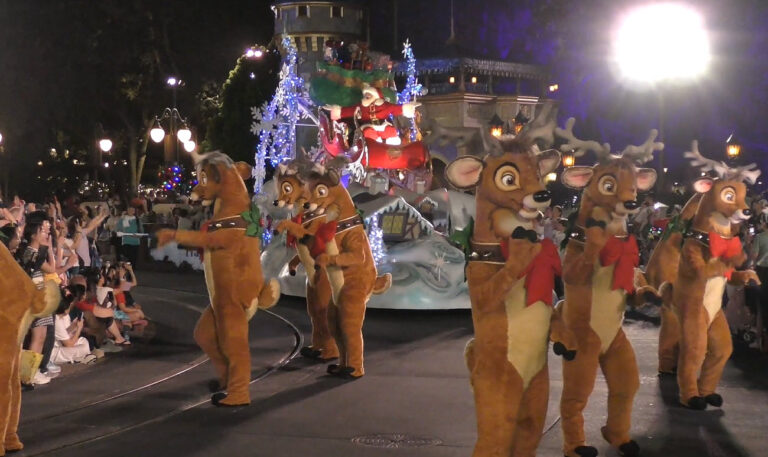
top-left (304, 202), bottom-right (311, 209)
top-left (533, 190), bottom-right (551, 203)
top-left (623, 200), bottom-right (639, 211)
top-left (743, 209), bottom-right (752, 217)
top-left (273, 200), bottom-right (279, 207)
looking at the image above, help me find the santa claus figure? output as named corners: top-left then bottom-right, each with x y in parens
top-left (326, 85), bottom-right (419, 146)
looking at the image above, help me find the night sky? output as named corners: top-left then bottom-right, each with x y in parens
top-left (1, 0), bottom-right (767, 195)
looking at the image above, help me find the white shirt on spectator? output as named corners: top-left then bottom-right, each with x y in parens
top-left (51, 314), bottom-right (91, 364)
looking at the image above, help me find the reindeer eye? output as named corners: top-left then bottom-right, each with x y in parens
top-left (200, 172), bottom-right (208, 186)
top-left (721, 187), bottom-right (736, 203)
top-left (598, 176), bottom-right (617, 195)
top-left (494, 165), bottom-right (520, 191)
top-left (281, 182), bottom-right (293, 194)
top-left (315, 185), bottom-right (329, 197)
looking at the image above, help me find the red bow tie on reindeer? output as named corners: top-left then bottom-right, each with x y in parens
top-left (684, 140), bottom-right (760, 272)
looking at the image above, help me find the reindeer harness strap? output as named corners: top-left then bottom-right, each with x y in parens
top-left (206, 215), bottom-right (248, 233)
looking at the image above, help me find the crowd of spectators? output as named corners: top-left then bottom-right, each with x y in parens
top-left (0, 189), bottom-right (155, 387)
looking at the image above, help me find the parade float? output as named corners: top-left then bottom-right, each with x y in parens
top-left (252, 37), bottom-right (473, 310)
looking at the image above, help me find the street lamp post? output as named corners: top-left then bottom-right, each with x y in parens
top-left (613, 3), bottom-right (710, 193)
top-left (97, 138), bottom-right (113, 183)
top-left (150, 107), bottom-right (194, 163)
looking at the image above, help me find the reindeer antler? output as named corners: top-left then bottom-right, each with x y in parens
top-left (555, 118), bottom-right (612, 160)
top-left (620, 130), bottom-right (663, 164)
top-left (684, 140), bottom-right (761, 184)
top-left (519, 104), bottom-right (557, 150)
top-left (684, 140), bottom-right (730, 177)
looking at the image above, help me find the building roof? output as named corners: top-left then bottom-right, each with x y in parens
top-left (272, 0), bottom-right (362, 6)
top-left (395, 56), bottom-right (547, 80)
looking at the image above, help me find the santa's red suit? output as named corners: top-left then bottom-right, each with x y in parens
top-left (328, 87), bottom-right (417, 146)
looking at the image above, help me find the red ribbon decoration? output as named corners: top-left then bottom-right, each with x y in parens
top-left (709, 232), bottom-right (741, 279)
top-left (500, 238), bottom-right (562, 307)
top-left (285, 213), bottom-right (303, 248)
top-left (521, 238), bottom-right (562, 307)
top-left (310, 220), bottom-right (337, 257)
top-left (709, 232), bottom-right (742, 260)
top-left (599, 235), bottom-right (639, 293)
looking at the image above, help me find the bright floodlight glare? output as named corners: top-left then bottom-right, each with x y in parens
top-left (98, 138), bottom-right (113, 152)
top-left (0, 133), bottom-right (3, 143)
top-left (614, 3), bottom-right (710, 83)
top-left (150, 127), bottom-right (165, 143)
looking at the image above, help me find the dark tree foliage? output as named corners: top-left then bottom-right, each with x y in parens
top-left (204, 51), bottom-right (280, 164)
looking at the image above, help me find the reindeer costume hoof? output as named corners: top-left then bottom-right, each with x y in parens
top-left (683, 396), bottom-right (708, 410)
top-left (570, 446), bottom-right (598, 457)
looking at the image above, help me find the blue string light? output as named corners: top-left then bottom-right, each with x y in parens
top-left (366, 213), bottom-right (386, 265)
top-left (252, 37), bottom-right (307, 194)
top-left (397, 39), bottom-right (423, 142)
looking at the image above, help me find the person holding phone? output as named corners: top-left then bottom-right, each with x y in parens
top-left (51, 286), bottom-right (102, 364)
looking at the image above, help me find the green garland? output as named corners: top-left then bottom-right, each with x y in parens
top-left (240, 203), bottom-right (263, 238)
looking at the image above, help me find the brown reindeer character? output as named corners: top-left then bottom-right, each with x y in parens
top-left (665, 141), bottom-right (760, 410)
top-left (156, 151), bottom-right (280, 406)
top-left (273, 161), bottom-right (339, 360)
top-left (556, 118), bottom-right (661, 457)
top-left (643, 192), bottom-right (703, 375)
top-left (444, 112), bottom-right (578, 457)
top-left (276, 161), bottom-right (389, 378)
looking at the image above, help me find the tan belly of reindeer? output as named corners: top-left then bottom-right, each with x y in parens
top-left (324, 239), bottom-right (345, 306)
top-left (203, 251), bottom-right (216, 305)
top-left (702, 276), bottom-right (727, 326)
top-left (296, 244), bottom-right (316, 287)
top-left (590, 265), bottom-right (626, 353)
top-left (504, 277), bottom-right (553, 389)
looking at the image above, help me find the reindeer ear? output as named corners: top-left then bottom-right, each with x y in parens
top-left (693, 177), bottom-right (714, 194)
top-left (276, 163), bottom-right (288, 177)
top-left (537, 149), bottom-right (561, 177)
top-left (234, 162), bottom-right (253, 181)
top-left (636, 168), bottom-right (657, 191)
top-left (561, 167), bottom-right (594, 189)
top-left (327, 169), bottom-right (341, 186)
top-left (445, 156), bottom-right (484, 190)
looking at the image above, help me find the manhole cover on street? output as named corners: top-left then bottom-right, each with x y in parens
top-left (351, 434), bottom-right (442, 448)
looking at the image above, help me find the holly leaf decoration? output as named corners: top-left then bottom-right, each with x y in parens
top-left (241, 204), bottom-right (263, 238)
top-left (448, 217), bottom-right (474, 257)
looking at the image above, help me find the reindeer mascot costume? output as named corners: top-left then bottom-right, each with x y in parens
top-left (661, 141), bottom-right (759, 409)
top-left (276, 158), bottom-right (387, 378)
top-left (445, 107), bottom-right (578, 457)
top-left (557, 119), bottom-right (660, 457)
top-left (157, 151), bottom-right (280, 407)
top-left (0, 242), bottom-right (59, 455)
top-left (273, 156), bottom-right (339, 361)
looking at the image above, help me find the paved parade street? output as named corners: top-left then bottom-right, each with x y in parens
top-left (15, 271), bottom-right (768, 457)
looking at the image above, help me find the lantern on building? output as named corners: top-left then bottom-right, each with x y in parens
top-left (513, 109), bottom-right (530, 134)
top-left (489, 114), bottom-right (504, 138)
top-left (726, 133), bottom-right (741, 159)
top-left (562, 150), bottom-right (575, 168)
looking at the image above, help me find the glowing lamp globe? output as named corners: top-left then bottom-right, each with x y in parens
top-left (177, 127), bottom-right (192, 143)
top-left (562, 153), bottom-right (575, 168)
top-left (98, 138), bottom-right (113, 153)
top-left (183, 140), bottom-right (196, 153)
top-left (614, 3), bottom-right (710, 83)
top-left (726, 134), bottom-right (741, 159)
top-left (0, 133), bottom-right (3, 144)
top-left (150, 127), bottom-right (165, 143)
